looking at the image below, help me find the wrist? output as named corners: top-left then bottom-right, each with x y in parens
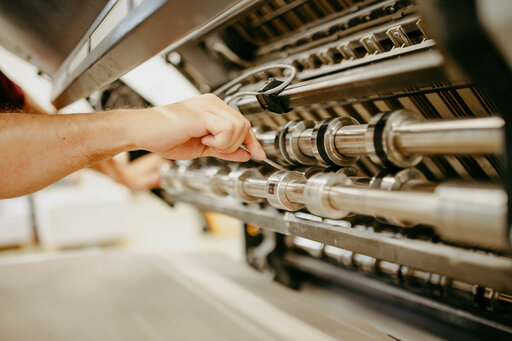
top-left (107, 109), bottom-right (142, 152)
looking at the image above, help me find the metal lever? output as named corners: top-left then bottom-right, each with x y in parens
top-left (240, 145), bottom-right (286, 171)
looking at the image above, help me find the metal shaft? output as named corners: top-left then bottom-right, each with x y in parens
top-left (162, 165), bottom-right (508, 250)
top-left (393, 116), bottom-right (504, 155)
top-left (255, 114), bottom-right (503, 168)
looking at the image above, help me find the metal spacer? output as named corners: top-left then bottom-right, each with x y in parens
top-left (265, 171), bottom-right (306, 211)
top-left (370, 168), bottom-right (427, 226)
top-left (305, 172), bottom-right (352, 219)
top-left (227, 168), bottom-right (263, 203)
top-left (285, 120), bottom-right (317, 165)
top-left (365, 110), bottom-right (423, 169)
top-left (311, 117), bottom-right (360, 166)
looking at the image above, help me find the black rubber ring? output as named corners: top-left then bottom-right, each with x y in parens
top-left (316, 118), bottom-right (336, 166)
top-left (371, 169), bottom-right (392, 189)
top-left (373, 112), bottom-right (397, 169)
top-left (279, 122), bottom-right (294, 164)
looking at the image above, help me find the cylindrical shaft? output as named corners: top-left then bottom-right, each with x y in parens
top-left (328, 186), bottom-right (439, 226)
top-left (165, 166), bottom-right (507, 250)
top-left (394, 116), bottom-right (504, 155)
top-left (243, 178), bottom-right (267, 198)
top-left (298, 129), bottom-right (314, 157)
top-left (285, 181), bottom-right (305, 204)
top-left (216, 174), bottom-right (232, 192)
top-left (181, 170), bottom-right (211, 191)
top-left (334, 124), bottom-right (367, 156)
top-left (258, 131), bottom-right (278, 156)
top-left (254, 116), bottom-right (503, 165)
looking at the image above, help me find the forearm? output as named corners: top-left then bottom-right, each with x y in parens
top-left (0, 111), bottom-right (136, 198)
top-left (22, 93), bottom-right (54, 115)
top-left (0, 94), bottom-right (265, 198)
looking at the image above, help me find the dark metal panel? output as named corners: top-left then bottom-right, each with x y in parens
top-left (51, 0), bottom-right (257, 108)
top-left (0, 0), bottom-right (111, 75)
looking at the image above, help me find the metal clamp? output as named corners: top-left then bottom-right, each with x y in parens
top-left (256, 78), bottom-right (291, 114)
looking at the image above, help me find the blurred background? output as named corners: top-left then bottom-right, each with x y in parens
top-left (0, 45), bottom-right (243, 261)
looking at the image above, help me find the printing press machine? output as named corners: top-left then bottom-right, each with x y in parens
top-left (1, 0), bottom-right (512, 339)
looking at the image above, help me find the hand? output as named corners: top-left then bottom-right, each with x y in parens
top-left (116, 154), bottom-right (170, 191)
top-left (130, 94), bottom-right (266, 162)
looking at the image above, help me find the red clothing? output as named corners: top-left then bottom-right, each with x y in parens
top-left (0, 71), bottom-right (24, 110)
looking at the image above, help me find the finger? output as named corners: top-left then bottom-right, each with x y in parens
top-left (229, 119), bottom-right (251, 155)
top-left (200, 115), bottom-right (241, 153)
top-left (203, 147), bottom-right (251, 162)
top-left (244, 129), bottom-right (266, 161)
top-left (142, 171), bottom-right (161, 190)
top-left (202, 93), bottom-right (242, 119)
top-left (202, 95), bottom-right (250, 149)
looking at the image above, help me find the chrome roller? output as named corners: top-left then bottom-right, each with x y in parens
top-left (285, 120), bottom-right (317, 165)
top-left (304, 172), bottom-right (353, 219)
top-left (265, 171), bottom-right (306, 211)
top-left (227, 168), bottom-right (263, 203)
top-left (311, 117), bottom-right (360, 166)
top-left (365, 110), bottom-right (423, 168)
top-left (275, 120), bottom-right (297, 165)
top-left (203, 166), bottom-right (231, 196)
top-left (370, 168), bottom-right (427, 227)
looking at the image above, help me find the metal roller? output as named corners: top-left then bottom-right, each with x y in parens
top-left (254, 111), bottom-right (504, 169)
top-left (227, 168), bottom-right (264, 203)
top-left (365, 110), bottom-right (424, 168)
top-left (370, 168), bottom-right (429, 226)
top-left (265, 171), bottom-right (306, 211)
top-left (161, 165), bottom-right (508, 250)
top-left (285, 120), bottom-right (317, 165)
top-left (304, 172), bottom-right (353, 219)
top-left (311, 117), bottom-right (360, 166)
top-left (201, 166), bottom-right (231, 196)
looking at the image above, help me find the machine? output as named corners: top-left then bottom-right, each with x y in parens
top-left (1, 0), bottom-right (511, 339)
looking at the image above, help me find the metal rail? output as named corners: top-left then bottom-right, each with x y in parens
top-left (162, 165), bottom-right (509, 251)
top-left (160, 188), bottom-right (512, 292)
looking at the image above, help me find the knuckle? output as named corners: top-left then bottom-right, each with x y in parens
top-left (218, 136), bottom-right (230, 148)
top-left (200, 93), bottom-right (217, 104)
top-left (243, 120), bottom-right (251, 132)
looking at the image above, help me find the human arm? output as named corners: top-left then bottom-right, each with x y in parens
top-left (0, 94), bottom-right (265, 198)
top-left (90, 154), bottom-right (169, 191)
top-left (8, 76), bottom-right (170, 192)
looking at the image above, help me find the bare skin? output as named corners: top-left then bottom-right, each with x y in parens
top-left (91, 154), bottom-right (169, 191)
top-left (20, 92), bottom-right (172, 192)
top-left (0, 94), bottom-right (265, 198)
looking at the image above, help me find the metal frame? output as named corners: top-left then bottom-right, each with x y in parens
top-left (162, 190), bottom-right (512, 292)
top-left (51, 0), bottom-right (260, 108)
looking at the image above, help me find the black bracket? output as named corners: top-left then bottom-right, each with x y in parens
top-left (256, 78), bottom-right (291, 114)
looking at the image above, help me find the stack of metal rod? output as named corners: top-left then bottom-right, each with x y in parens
top-left (161, 161), bottom-right (507, 251)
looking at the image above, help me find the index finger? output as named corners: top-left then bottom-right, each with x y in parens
top-left (243, 129), bottom-right (266, 161)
